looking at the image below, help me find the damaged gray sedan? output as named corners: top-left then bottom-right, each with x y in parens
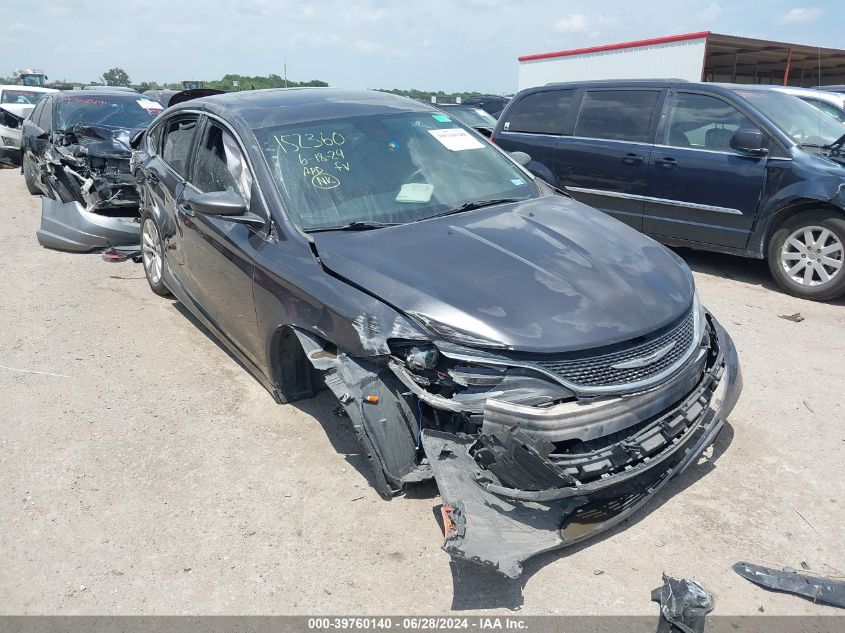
top-left (131, 89), bottom-right (742, 578)
top-left (20, 90), bottom-right (163, 251)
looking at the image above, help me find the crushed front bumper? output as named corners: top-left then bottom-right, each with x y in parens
top-left (36, 197), bottom-right (140, 253)
top-left (421, 317), bottom-right (742, 578)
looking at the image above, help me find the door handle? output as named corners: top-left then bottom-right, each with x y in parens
top-left (655, 157), bottom-right (679, 168)
top-left (622, 153), bottom-right (645, 165)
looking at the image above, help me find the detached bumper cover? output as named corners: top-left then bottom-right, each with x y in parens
top-left (422, 318), bottom-right (742, 578)
top-left (36, 197), bottom-right (140, 253)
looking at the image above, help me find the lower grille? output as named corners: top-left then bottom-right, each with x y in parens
top-left (530, 308), bottom-right (697, 388)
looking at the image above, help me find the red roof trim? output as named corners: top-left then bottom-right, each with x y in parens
top-left (518, 31), bottom-right (711, 62)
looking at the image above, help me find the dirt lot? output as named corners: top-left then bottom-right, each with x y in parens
top-left (1, 167), bottom-right (843, 615)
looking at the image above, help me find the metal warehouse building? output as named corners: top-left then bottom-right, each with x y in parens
top-left (518, 31), bottom-right (845, 91)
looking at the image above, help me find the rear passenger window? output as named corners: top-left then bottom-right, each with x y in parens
top-left (664, 93), bottom-right (757, 151)
top-left (574, 90), bottom-right (660, 142)
top-left (161, 116), bottom-right (199, 178)
top-left (504, 90), bottom-right (574, 135)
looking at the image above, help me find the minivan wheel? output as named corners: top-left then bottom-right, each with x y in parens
top-left (22, 153), bottom-right (40, 195)
top-left (768, 210), bottom-right (845, 301)
top-left (140, 212), bottom-right (171, 297)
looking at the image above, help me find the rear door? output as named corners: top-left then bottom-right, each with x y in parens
top-left (493, 88), bottom-right (576, 184)
top-left (555, 88), bottom-right (664, 231)
top-left (643, 91), bottom-right (766, 249)
top-left (146, 113), bottom-right (201, 288)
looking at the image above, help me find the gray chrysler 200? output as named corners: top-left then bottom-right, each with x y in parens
top-left (130, 89), bottom-right (743, 577)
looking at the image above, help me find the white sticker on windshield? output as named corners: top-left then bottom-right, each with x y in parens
top-left (396, 183), bottom-right (434, 203)
top-left (137, 98), bottom-right (163, 113)
top-left (428, 128), bottom-right (485, 151)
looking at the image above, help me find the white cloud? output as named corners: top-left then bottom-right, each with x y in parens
top-left (554, 14), bottom-right (589, 34)
top-left (779, 7), bottom-right (823, 23)
top-left (353, 39), bottom-right (385, 54)
top-left (696, 2), bottom-right (722, 22)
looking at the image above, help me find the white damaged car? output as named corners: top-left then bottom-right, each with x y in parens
top-left (0, 85), bottom-right (56, 165)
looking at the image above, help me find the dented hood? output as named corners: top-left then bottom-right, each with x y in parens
top-left (0, 104), bottom-right (33, 121)
top-left (62, 123), bottom-right (134, 159)
top-left (313, 196), bottom-right (695, 353)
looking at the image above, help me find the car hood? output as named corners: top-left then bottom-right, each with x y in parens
top-left (312, 196), bottom-right (695, 353)
top-left (60, 123), bottom-right (135, 159)
top-left (0, 104), bottom-right (33, 120)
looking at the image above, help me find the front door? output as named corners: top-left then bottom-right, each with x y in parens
top-left (643, 91), bottom-right (767, 249)
top-left (555, 88), bottom-right (665, 231)
top-left (177, 117), bottom-right (267, 363)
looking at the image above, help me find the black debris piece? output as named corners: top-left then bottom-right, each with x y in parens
top-left (651, 574), bottom-right (714, 633)
top-left (732, 561), bottom-right (845, 609)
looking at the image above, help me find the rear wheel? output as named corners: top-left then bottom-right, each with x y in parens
top-left (140, 211), bottom-right (171, 297)
top-left (22, 153), bottom-right (40, 195)
top-left (768, 210), bottom-right (845, 301)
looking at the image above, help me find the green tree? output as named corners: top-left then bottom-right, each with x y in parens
top-left (101, 67), bottom-right (131, 86)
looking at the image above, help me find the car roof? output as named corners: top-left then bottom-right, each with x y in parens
top-left (765, 85), bottom-right (845, 104)
top-left (167, 88), bottom-right (438, 128)
top-left (0, 85), bottom-right (57, 92)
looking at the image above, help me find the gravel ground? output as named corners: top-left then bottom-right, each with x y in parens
top-left (1, 167), bottom-right (843, 615)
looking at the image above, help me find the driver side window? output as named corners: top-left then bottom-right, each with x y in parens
top-left (664, 92), bottom-right (759, 152)
top-left (191, 121), bottom-right (253, 204)
top-left (161, 115), bottom-right (199, 178)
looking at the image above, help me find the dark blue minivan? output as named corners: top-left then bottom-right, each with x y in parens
top-left (493, 80), bottom-right (845, 300)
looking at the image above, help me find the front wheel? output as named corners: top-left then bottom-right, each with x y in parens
top-left (767, 210), bottom-right (845, 301)
top-left (22, 153), bottom-right (41, 195)
top-left (140, 212), bottom-right (171, 297)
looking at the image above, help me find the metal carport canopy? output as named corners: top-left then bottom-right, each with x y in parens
top-left (703, 32), bottom-right (845, 86)
top-left (516, 31), bottom-right (845, 89)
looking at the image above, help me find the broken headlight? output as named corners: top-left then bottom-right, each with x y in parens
top-left (406, 345), bottom-right (439, 370)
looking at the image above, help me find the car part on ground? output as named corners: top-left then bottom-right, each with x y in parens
top-left (36, 197), bottom-right (141, 252)
top-left (132, 88), bottom-right (742, 578)
top-left (651, 575), bottom-right (714, 633)
top-left (732, 562), bottom-right (845, 609)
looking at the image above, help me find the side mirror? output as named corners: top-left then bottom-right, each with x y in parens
top-left (730, 126), bottom-right (768, 156)
top-left (509, 151), bottom-right (532, 167)
top-left (188, 190), bottom-right (247, 216)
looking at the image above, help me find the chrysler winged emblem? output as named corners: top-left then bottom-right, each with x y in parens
top-left (611, 341), bottom-right (677, 370)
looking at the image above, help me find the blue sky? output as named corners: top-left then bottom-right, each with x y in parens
top-left (2, 0), bottom-right (842, 93)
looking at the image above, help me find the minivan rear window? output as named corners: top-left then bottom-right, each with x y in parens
top-left (504, 90), bottom-right (574, 135)
top-left (574, 90), bottom-right (660, 143)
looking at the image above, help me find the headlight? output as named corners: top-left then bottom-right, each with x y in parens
top-left (406, 345), bottom-right (439, 370)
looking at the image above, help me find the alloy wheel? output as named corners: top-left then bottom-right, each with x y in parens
top-left (142, 219), bottom-right (163, 285)
top-left (780, 225), bottom-right (843, 287)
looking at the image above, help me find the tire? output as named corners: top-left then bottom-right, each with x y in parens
top-left (767, 210), bottom-right (845, 301)
top-left (52, 169), bottom-right (83, 204)
top-left (140, 211), bottom-right (171, 297)
top-left (22, 153), bottom-right (41, 195)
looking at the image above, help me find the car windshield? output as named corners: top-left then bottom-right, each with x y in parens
top-left (440, 106), bottom-right (497, 128)
top-left (1, 89), bottom-right (44, 105)
top-left (56, 95), bottom-right (163, 131)
top-left (735, 89), bottom-right (845, 146)
top-left (255, 112), bottom-right (538, 231)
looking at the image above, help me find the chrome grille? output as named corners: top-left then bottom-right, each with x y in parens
top-left (530, 309), bottom-right (697, 388)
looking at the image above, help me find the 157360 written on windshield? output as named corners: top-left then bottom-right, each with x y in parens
top-left (273, 131), bottom-right (349, 190)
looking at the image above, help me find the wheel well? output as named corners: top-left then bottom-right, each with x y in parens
top-left (762, 201), bottom-right (845, 253)
top-left (270, 325), bottom-right (319, 404)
